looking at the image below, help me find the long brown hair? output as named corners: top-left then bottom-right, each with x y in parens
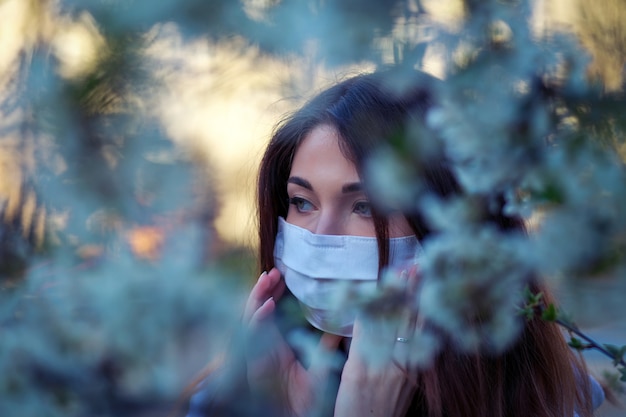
top-left (255, 69), bottom-right (594, 417)
top-left (257, 69), bottom-right (444, 273)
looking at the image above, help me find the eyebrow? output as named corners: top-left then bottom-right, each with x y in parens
top-left (287, 176), bottom-right (363, 194)
top-left (341, 182), bottom-right (363, 193)
top-left (287, 176), bottom-right (313, 190)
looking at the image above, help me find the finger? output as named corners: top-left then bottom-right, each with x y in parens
top-left (245, 297), bottom-right (290, 364)
top-left (380, 264), bottom-right (409, 291)
top-left (351, 264), bottom-right (420, 369)
top-left (249, 296), bottom-right (276, 329)
top-left (350, 312), bottom-right (397, 370)
top-left (320, 332), bottom-right (343, 350)
top-left (403, 265), bottom-right (422, 333)
top-left (393, 266), bottom-right (422, 370)
top-left (269, 269), bottom-right (286, 300)
top-left (406, 264), bottom-right (421, 296)
top-left (308, 333), bottom-right (343, 377)
top-left (243, 268), bottom-right (282, 322)
top-left (306, 332), bottom-right (344, 410)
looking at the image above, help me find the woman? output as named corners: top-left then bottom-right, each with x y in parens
top-left (185, 69), bottom-right (604, 417)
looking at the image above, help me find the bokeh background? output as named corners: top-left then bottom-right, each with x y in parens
top-left (1, 0), bottom-right (625, 416)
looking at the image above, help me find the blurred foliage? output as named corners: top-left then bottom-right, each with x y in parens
top-left (1, 0), bottom-right (626, 415)
top-left (576, 0), bottom-right (626, 90)
top-left (61, 0), bottom-right (403, 65)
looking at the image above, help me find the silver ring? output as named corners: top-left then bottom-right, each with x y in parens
top-left (396, 337), bottom-right (410, 343)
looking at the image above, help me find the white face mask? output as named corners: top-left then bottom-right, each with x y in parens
top-left (273, 217), bottom-right (420, 337)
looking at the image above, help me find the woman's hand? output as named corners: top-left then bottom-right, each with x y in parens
top-left (334, 320), bottom-right (416, 417)
top-left (334, 267), bottom-right (421, 417)
top-left (243, 268), bottom-right (342, 417)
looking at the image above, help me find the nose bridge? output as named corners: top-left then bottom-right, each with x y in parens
top-left (314, 208), bottom-right (343, 235)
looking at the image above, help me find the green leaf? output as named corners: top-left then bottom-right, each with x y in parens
top-left (568, 337), bottom-right (585, 350)
top-left (541, 303), bottom-right (558, 322)
top-left (522, 287), bottom-right (543, 306)
top-left (601, 370), bottom-right (626, 395)
top-left (519, 287), bottom-right (544, 320)
top-left (516, 306), bottom-right (534, 320)
top-left (603, 344), bottom-right (626, 366)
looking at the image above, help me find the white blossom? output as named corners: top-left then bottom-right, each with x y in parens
top-left (418, 228), bottom-right (530, 353)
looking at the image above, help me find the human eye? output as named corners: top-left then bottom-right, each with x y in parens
top-left (353, 201), bottom-right (372, 217)
top-left (289, 196), bottom-right (315, 213)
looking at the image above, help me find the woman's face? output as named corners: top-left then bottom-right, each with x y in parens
top-left (286, 124), bottom-right (413, 238)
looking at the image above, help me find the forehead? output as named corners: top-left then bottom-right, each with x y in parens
top-left (290, 124), bottom-right (359, 180)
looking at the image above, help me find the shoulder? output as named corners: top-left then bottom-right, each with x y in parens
top-left (588, 374), bottom-right (605, 411)
top-left (573, 374), bottom-right (605, 417)
top-left (185, 377), bottom-right (216, 417)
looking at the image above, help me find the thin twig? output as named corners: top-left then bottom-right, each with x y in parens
top-left (555, 318), bottom-right (626, 368)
